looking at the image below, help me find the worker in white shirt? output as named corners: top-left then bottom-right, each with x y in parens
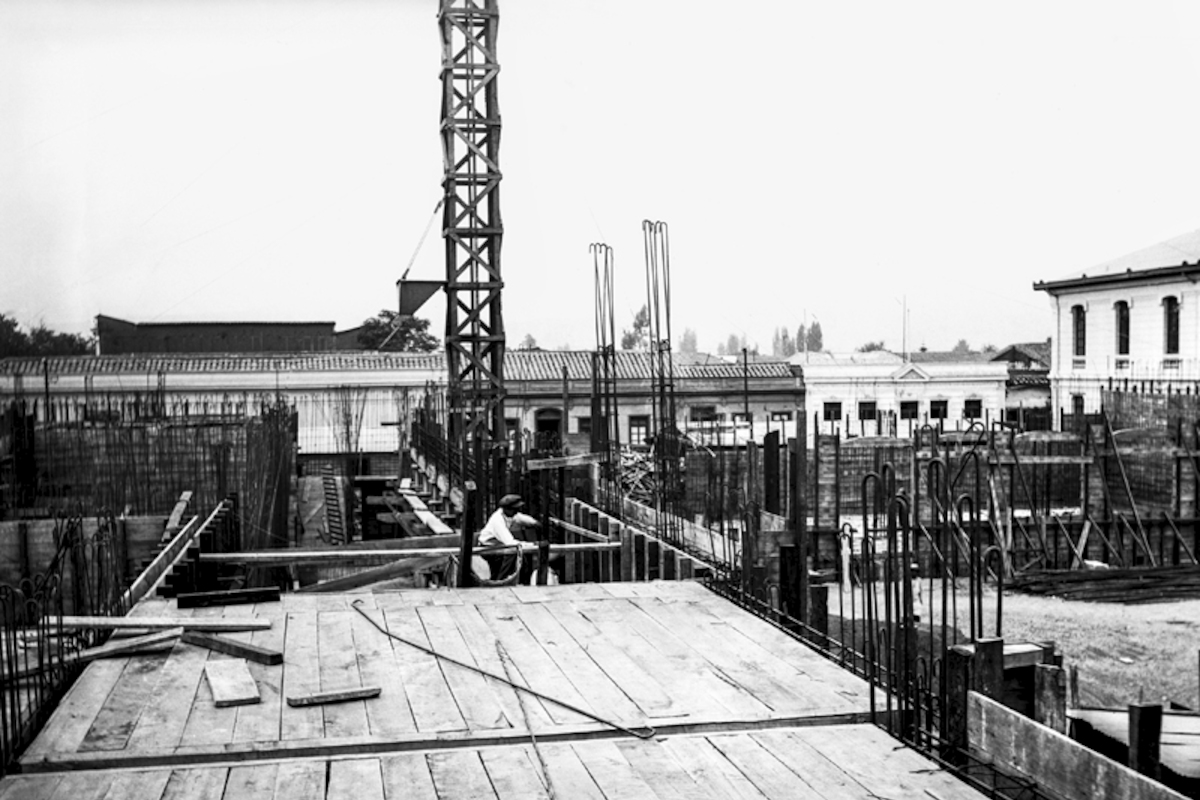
top-left (477, 493), bottom-right (540, 582)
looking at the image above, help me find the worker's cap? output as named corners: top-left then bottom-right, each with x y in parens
top-left (499, 494), bottom-right (525, 510)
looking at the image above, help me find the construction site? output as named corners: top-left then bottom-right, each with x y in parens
top-left (2, 2), bottom-right (1200, 799)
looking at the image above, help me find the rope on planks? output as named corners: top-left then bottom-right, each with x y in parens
top-left (350, 599), bottom-right (657, 740)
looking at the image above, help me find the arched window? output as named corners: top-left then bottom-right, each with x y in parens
top-left (1163, 296), bottom-right (1180, 355)
top-left (1071, 305), bottom-right (1086, 357)
top-left (1114, 301), bottom-right (1130, 356)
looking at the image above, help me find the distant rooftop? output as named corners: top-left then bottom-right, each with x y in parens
top-left (0, 349), bottom-right (799, 382)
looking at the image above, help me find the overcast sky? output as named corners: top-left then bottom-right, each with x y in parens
top-left (5, 0), bottom-right (1200, 355)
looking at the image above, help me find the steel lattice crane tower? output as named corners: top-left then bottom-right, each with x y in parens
top-left (439, 0), bottom-right (505, 445)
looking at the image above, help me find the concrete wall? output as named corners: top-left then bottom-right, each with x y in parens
top-left (0, 515), bottom-right (166, 588)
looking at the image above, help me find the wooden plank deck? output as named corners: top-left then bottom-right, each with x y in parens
top-left (5, 581), bottom-right (990, 798)
top-left (1, 724), bottom-right (989, 799)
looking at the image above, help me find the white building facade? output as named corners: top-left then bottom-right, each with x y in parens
top-left (1035, 227), bottom-right (1200, 420)
top-left (795, 352), bottom-right (1010, 438)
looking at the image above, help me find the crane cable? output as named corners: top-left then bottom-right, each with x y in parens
top-left (350, 599), bottom-right (657, 741)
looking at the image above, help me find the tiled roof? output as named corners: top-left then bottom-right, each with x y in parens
top-left (0, 349), bottom-right (797, 382)
top-left (0, 351), bottom-right (445, 376)
top-left (907, 350), bottom-right (990, 364)
top-left (992, 341), bottom-right (1051, 367)
top-left (505, 350), bottom-right (796, 381)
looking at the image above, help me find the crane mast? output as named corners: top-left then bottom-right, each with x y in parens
top-left (439, 0), bottom-right (505, 447)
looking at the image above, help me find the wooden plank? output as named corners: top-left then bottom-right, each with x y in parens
top-left (705, 732), bottom-right (818, 797)
top-left (205, 659), bottom-right (260, 708)
top-left (223, 763), bottom-right (279, 800)
top-left (177, 608), bottom-right (243, 748)
top-left (348, 605), bottom-right (419, 738)
top-left (125, 627), bottom-right (211, 754)
top-left (233, 603), bottom-right (285, 745)
top-left (475, 603), bottom-right (597, 727)
top-left (328, 759), bottom-right (384, 800)
top-left (101, 769), bottom-right (174, 800)
top-left (427, 751), bottom-right (499, 799)
top-left (446, 603), bottom-right (554, 732)
top-left (280, 611), bottom-right (324, 740)
top-left (158, 766), bottom-right (229, 800)
top-left (49, 616), bottom-right (269, 632)
top-left (415, 605), bottom-right (510, 731)
top-left (381, 606), bottom-right (468, 733)
top-left (0, 775), bottom-right (62, 800)
top-left (616, 737), bottom-right (710, 800)
top-left (573, 598), bottom-right (769, 720)
top-left (317, 610), bottom-right (370, 737)
top-left (79, 652), bottom-right (170, 752)
top-left (479, 747), bottom-right (551, 799)
top-left (7, 629), bottom-right (181, 680)
top-left (628, 596), bottom-right (816, 714)
top-left (201, 543), bottom-right (617, 565)
top-left (570, 740), bottom-right (659, 799)
top-left (511, 602), bottom-right (643, 724)
top-left (44, 770), bottom-right (115, 800)
top-left (971, 692), bottom-right (1184, 800)
top-left (526, 451), bottom-right (605, 471)
top-left (540, 600), bottom-right (677, 718)
top-left (380, 753), bottom-right (437, 800)
top-left (181, 631), bottom-right (282, 665)
top-left (534, 743), bottom-right (606, 800)
top-left (176, 588), bottom-right (281, 609)
top-left (286, 687), bottom-right (381, 707)
top-left (271, 761), bottom-right (325, 800)
top-left (659, 735), bottom-right (771, 799)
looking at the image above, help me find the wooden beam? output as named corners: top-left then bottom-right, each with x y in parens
top-left (286, 687), bottom-right (380, 707)
top-left (1128, 703), bottom-right (1163, 780)
top-left (176, 587), bottom-right (281, 609)
top-left (181, 631), bottom-right (283, 666)
top-left (200, 542), bottom-right (619, 565)
top-left (47, 616), bottom-right (270, 632)
top-left (2, 628), bottom-right (182, 681)
top-left (1034, 664), bottom-right (1067, 734)
top-left (525, 452), bottom-right (605, 471)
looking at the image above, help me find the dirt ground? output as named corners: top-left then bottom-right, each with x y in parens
top-left (828, 580), bottom-right (1200, 710)
top-left (979, 588), bottom-right (1200, 710)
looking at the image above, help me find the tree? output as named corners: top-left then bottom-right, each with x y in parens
top-left (981, 343), bottom-right (997, 355)
top-left (679, 328), bottom-right (698, 355)
top-left (356, 310), bottom-right (438, 352)
top-left (0, 314), bottom-right (93, 357)
top-left (620, 305), bottom-right (650, 350)
top-left (806, 321), bottom-right (823, 353)
top-left (516, 333), bottom-right (538, 351)
top-left (951, 339), bottom-right (971, 355)
top-left (796, 324), bottom-right (806, 352)
top-left (857, 340), bottom-right (886, 352)
top-left (724, 333), bottom-right (741, 356)
top-left (780, 328), bottom-right (795, 357)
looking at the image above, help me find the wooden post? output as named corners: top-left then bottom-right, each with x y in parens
top-left (633, 532), bottom-right (643, 582)
top-left (647, 538), bottom-right (660, 580)
top-left (619, 527), bottom-right (633, 581)
top-left (1128, 703), bottom-right (1162, 780)
top-left (456, 481), bottom-right (477, 588)
top-left (943, 644), bottom-right (973, 765)
top-left (679, 558), bottom-right (694, 580)
top-left (974, 638), bottom-right (1004, 700)
top-left (1034, 664), bottom-right (1067, 734)
top-left (663, 549), bottom-right (677, 580)
top-left (808, 583), bottom-right (828, 649)
top-left (564, 528), bottom-right (577, 584)
top-left (536, 539), bottom-right (550, 586)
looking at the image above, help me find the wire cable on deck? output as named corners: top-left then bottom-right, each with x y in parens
top-left (350, 599), bottom-right (656, 740)
top-left (496, 641), bottom-right (557, 799)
